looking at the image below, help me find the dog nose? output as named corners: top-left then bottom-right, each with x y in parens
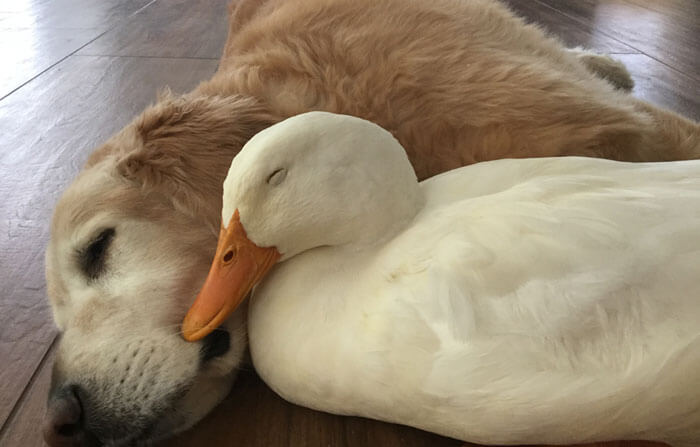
top-left (200, 326), bottom-right (230, 363)
top-left (43, 385), bottom-right (96, 447)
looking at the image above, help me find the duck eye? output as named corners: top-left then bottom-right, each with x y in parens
top-left (79, 228), bottom-right (115, 281)
top-left (267, 168), bottom-right (287, 186)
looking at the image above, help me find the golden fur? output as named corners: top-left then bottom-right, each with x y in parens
top-left (91, 0), bottom-right (700, 226)
top-left (44, 0), bottom-right (700, 444)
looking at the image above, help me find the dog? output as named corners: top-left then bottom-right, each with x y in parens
top-left (43, 0), bottom-right (700, 445)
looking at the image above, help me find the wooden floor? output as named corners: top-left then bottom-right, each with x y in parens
top-left (0, 0), bottom-right (697, 446)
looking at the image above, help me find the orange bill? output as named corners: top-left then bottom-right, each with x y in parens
top-left (182, 209), bottom-right (280, 342)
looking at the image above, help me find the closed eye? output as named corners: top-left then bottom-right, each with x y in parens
top-left (267, 167), bottom-right (287, 186)
top-left (78, 228), bottom-right (115, 281)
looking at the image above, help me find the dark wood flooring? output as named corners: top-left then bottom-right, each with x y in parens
top-left (0, 0), bottom-right (697, 446)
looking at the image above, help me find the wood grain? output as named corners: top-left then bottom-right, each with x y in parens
top-left (0, 0), bottom-right (153, 98)
top-left (0, 342), bottom-right (56, 447)
top-left (0, 0), bottom-right (152, 30)
top-left (615, 53), bottom-right (700, 121)
top-left (536, 0), bottom-right (700, 81)
top-left (77, 0), bottom-right (229, 59)
top-left (0, 26), bottom-right (97, 99)
top-left (0, 0), bottom-right (698, 445)
top-left (501, 0), bottom-right (636, 54)
top-left (0, 55), bottom-right (218, 430)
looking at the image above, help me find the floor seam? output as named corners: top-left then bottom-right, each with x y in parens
top-left (0, 0), bottom-right (158, 103)
top-left (532, 0), bottom-right (700, 83)
top-left (72, 54), bottom-right (220, 61)
top-left (0, 334), bottom-right (58, 438)
top-left (0, 0), bottom-right (161, 435)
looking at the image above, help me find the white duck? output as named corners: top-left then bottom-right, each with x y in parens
top-left (182, 112), bottom-right (700, 447)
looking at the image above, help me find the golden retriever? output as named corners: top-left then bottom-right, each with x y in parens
top-left (43, 0), bottom-right (699, 445)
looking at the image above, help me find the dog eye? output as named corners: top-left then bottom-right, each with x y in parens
top-left (79, 228), bottom-right (115, 281)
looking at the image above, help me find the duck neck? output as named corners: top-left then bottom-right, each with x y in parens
top-left (348, 183), bottom-right (425, 251)
top-left (269, 179), bottom-right (426, 262)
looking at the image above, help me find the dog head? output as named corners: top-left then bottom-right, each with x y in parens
top-left (43, 92), bottom-right (277, 446)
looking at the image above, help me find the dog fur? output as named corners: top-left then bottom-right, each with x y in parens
top-left (45, 0), bottom-right (700, 444)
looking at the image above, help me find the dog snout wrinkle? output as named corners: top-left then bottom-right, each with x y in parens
top-left (46, 335), bottom-right (197, 445)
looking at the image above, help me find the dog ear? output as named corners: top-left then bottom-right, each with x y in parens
top-left (116, 91), bottom-right (278, 219)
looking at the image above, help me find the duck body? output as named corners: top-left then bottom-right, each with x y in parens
top-left (183, 112), bottom-right (700, 446)
top-left (249, 157), bottom-right (700, 446)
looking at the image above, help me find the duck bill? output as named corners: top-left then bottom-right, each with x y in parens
top-left (182, 210), bottom-right (280, 342)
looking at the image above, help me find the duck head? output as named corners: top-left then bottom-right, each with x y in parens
top-left (182, 111), bottom-right (423, 341)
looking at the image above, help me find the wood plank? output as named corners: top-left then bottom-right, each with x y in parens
top-left (0, 55), bottom-right (218, 429)
top-left (0, 0), bottom-right (152, 29)
top-left (616, 53), bottom-right (700, 121)
top-left (620, 0), bottom-right (700, 26)
top-left (537, 0), bottom-right (700, 80)
top-left (502, 0), bottom-right (636, 54)
top-left (0, 0), bottom-right (153, 98)
top-left (77, 0), bottom-right (229, 59)
top-left (2, 0), bottom-right (698, 445)
top-left (0, 342), bottom-right (56, 447)
top-left (0, 26), bottom-right (97, 98)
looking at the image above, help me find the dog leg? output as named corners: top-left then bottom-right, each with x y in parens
top-left (568, 48), bottom-right (635, 92)
top-left (633, 99), bottom-right (700, 160)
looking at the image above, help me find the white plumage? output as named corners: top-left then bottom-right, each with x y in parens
top-left (222, 112), bottom-right (700, 446)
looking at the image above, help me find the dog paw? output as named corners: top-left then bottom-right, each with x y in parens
top-left (571, 50), bottom-right (635, 92)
